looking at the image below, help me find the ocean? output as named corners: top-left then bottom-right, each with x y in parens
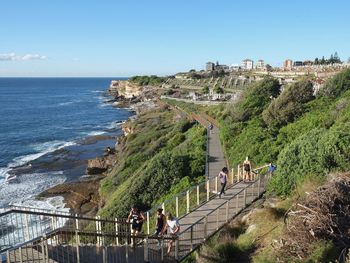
top-left (0, 78), bottom-right (132, 209)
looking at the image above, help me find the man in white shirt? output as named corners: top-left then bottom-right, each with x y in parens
top-left (163, 213), bottom-right (180, 255)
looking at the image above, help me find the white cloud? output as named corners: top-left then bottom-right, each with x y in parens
top-left (0, 53), bottom-right (47, 61)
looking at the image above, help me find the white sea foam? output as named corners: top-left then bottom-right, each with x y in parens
top-left (0, 140), bottom-right (76, 180)
top-left (10, 140), bottom-right (76, 168)
top-left (86, 131), bottom-right (106, 136)
top-left (58, 99), bottom-right (82, 106)
top-left (0, 171), bottom-right (67, 208)
top-left (13, 196), bottom-right (69, 213)
top-left (107, 120), bottom-right (125, 130)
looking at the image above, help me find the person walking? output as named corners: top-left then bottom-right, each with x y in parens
top-left (268, 163), bottom-right (277, 179)
top-left (165, 213), bottom-right (180, 255)
top-left (154, 208), bottom-right (167, 246)
top-left (218, 167), bottom-right (228, 198)
top-left (127, 205), bottom-right (145, 245)
top-left (243, 157), bottom-right (252, 182)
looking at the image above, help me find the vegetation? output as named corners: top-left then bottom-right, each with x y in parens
top-left (98, 108), bottom-right (206, 218)
top-left (129, 75), bottom-right (165, 86)
top-left (314, 52), bottom-right (341, 65)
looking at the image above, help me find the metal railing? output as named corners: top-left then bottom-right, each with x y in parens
top-left (0, 169), bottom-right (268, 262)
top-left (175, 172), bottom-right (268, 261)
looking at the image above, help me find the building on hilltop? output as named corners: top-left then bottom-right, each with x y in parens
top-left (283, 59), bottom-right (293, 69)
top-left (303, 60), bottom-right (314, 66)
top-left (241, 59), bottom-right (254, 70)
top-left (206, 62), bottom-right (215, 71)
top-left (255, 59), bottom-right (265, 70)
top-left (293, 61), bottom-right (303, 67)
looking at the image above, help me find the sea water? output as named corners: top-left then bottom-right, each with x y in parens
top-left (0, 78), bottom-right (132, 209)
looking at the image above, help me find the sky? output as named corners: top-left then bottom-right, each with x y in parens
top-left (0, 0), bottom-right (349, 77)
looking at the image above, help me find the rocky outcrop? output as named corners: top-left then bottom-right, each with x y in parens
top-left (39, 176), bottom-right (102, 216)
top-left (86, 147), bottom-right (117, 175)
top-left (109, 80), bottom-right (142, 98)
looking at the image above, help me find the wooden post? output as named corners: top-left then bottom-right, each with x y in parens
top-left (115, 219), bottom-right (119, 246)
top-left (146, 212), bottom-right (150, 235)
top-left (176, 196), bottom-right (179, 218)
top-left (231, 168), bottom-right (234, 184)
top-left (186, 190), bottom-right (190, 213)
top-left (236, 194), bottom-right (239, 212)
top-left (204, 216), bottom-right (208, 239)
top-left (215, 177), bottom-right (218, 193)
top-left (190, 226), bottom-right (194, 251)
top-left (197, 185), bottom-right (200, 206)
top-left (237, 165), bottom-right (240, 182)
top-left (19, 247), bottom-right (23, 263)
top-left (96, 216), bottom-right (101, 246)
top-left (206, 180), bottom-right (210, 201)
top-left (244, 189), bottom-right (247, 207)
top-left (162, 202), bottom-right (165, 215)
top-left (144, 237), bottom-right (149, 262)
top-left (75, 215), bottom-right (80, 263)
top-left (175, 238), bottom-right (179, 260)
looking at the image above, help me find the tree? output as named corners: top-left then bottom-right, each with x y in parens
top-left (266, 64), bottom-right (273, 71)
top-left (320, 56), bottom-right (326, 65)
top-left (202, 86), bottom-right (210, 94)
top-left (334, 52), bottom-right (340, 63)
top-left (314, 58), bottom-right (319, 65)
top-left (214, 85), bottom-right (224, 94)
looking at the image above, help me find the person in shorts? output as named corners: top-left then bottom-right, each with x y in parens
top-left (154, 208), bottom-right (167, 246)
top-left (165, 213), bottom-right (180, 255)
top-left (127, 205), bottom-right (145, 236)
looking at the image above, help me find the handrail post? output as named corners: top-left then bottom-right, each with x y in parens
top-left (75, 214), bottom-right (80, 263)
top-left (146, 212), bottom-right (150, 235)
top-left (244, 189), bottom-right (247, 207)
top-left (236, 194), bottom-right (239, 212)
top-left (204, 216), bottom-right (208, 239)
top-left (19, 247), bottom-right (23, 263)
top-left (6, 250), bottom-right (10, 263)
top-left (215, 176), bottom-right (218, 193)
top-left (176, 196), bottom-right (179, 218)
top-left (197, 185), bottom-right (200, 206)
top-left (190, 226), bottom-right (194, 251)
top-left (115, 218), bottom-right (119, 245)
top-left (206, 180), bottom-right (210, 201)
top-left (144, 236), bottom-right (149, 262)
top-left (237, 164), bottom-right (240, 182)
top-left (175, 237), bottom-right (179, 260)
top-left (226, 201), bottom-right (229, 222)
top-left (231, 168), bottom-right (234, 185)
top-left (95, 216), bottom-right (101, 246)
top-left (187, 190), bottom-right (190, 213)
top-left (162, 202), bottom-right (165, 216)
top-left (161, 236), bottom-right (164, 261)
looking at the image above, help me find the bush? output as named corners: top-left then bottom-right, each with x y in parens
top-left (231, 77), bottom-right (280, 122)
top-left (129, 75), bottom-right (165, 86)
top-left (269, 124), bottom-right (350, 196)
top-left (318, 68), bottom-right (350, 98)
top-left (262, 80), bottom-right (315, 129)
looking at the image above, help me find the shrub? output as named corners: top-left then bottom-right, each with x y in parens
top-left (262, 80), bottom-right (315, 129)
top-left (231, 77), bottom-right (280, 122)
top-left (318, 68), bottom-right (350, 98)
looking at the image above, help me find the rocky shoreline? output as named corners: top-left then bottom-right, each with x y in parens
top-left (39, 79), bottom-right (161, 216)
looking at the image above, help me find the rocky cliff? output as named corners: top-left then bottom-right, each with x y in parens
top-left (109, 80), bottom-right (142, 98)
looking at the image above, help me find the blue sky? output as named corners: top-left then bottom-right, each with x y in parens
top-left (0, 0), bottom-right (349, 77)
